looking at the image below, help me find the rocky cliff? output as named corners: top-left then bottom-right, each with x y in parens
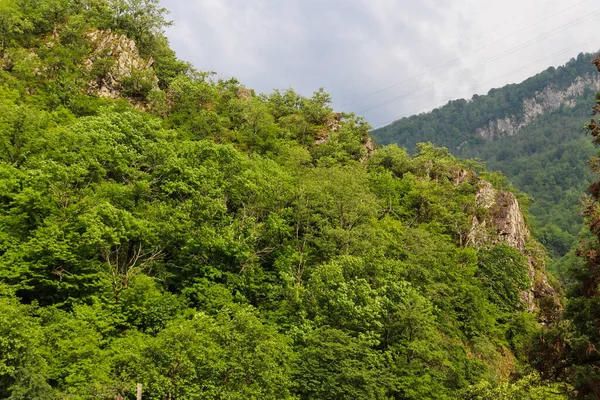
top-left (372, 52), bottom-right (598, 268)
top-left (476, 74), bottom-right (600, 140)
top-left (468, 180), bottom-right (562, 319)
top-left (84, 29), bottom-right (158, 103)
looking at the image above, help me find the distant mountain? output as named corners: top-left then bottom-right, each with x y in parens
top-left (373, 52), bottom-right (600, 270)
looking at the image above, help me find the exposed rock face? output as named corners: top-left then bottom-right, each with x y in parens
top-left (237, 88), bottom-right (253, 100)
top-left (490, 191), bottom-right (528, 251)
top-left (314, 113), bottom-right (375, 163)
top-left (467, 182), bottom-right (527, 250)
top-left (476, 74), bottom-right (600, 140)
top-left (453, 168), bottom-right (471, 185)
top-left (84, 29), bottom-right (157, 99)
top-left (468, 180), bottom-right (561, 319)
top-left (324, 112), bottom-right (343, 133)
top-left (360, 137), bottom-right (376, 164)
top-left (315, 113), bottom-right (343, 145)
top-left (475, 180), bottom-right (496, 208)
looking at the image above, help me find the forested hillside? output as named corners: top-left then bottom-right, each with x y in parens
top-left (373, 55), bottom-right (600, 272)
top-left (523, 55), bottom-right (600, 400)
top-left (0, 0), bottom-right (572, 399)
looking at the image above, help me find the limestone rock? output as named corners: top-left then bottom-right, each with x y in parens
top-left (237, 88), bottom-right (253, 100)
top-left (326, 113), bottom-right (343, 132)
top-left (469, 181), bottom-right (530, 251)
top-left (452, 168), bottom-right (472, 186)
top-left (490, 191), bottom-right (528, 251)
top-left (315, 113), bottom-right (343, 145)
top-left (313, 113), bottom-right (375, 163)
top-left (360, 137), bottom-right (376, 164)
top-left (468, 180), bottom-right (561, 319)
top-left (476, 74), bottom-right (600, 140)
top-left (83, 29), bottom-right (158, 100)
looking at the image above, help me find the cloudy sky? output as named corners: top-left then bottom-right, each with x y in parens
top-left (161, 0), bottom-right (600, 128)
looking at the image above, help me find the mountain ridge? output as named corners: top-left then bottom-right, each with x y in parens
top-left (373, 52), bottom-right (600, 267)
top-left (475, 72), bottom-right (600, 141)
top-left (374, 52), bottom-right (598, 150)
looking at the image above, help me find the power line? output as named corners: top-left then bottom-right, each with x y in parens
top-left (372, 34), bottom-right (600, 130)
top-left (357, 7), bottom-right (600, 115)
top-left (341, 0), bottom-right (593, 108)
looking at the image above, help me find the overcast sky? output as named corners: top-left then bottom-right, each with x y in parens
top-left (162, 0), bottom-right (600, 128)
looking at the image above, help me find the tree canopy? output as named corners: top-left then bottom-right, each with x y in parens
top-left (0, 1), bottom-right (574, 398)
top-left (372, 53), bottom-right (599, 275)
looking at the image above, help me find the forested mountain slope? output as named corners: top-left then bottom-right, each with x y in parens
top-left (373, 54), bottom-right (600, 269)
top-left (524, 55), bottom-right (600, 400)
top-left (0, 0), bottom-right (568, 398)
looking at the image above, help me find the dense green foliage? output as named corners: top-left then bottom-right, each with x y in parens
top-left (373, 54), bottom-right (598, 273)
top-left (523, 56), bottom-right (600, 399)
top-left (0, 1), bottom-right (569, 398)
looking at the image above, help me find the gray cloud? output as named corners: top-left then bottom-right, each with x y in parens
top-left (162, 0), bottom-right (599, 127)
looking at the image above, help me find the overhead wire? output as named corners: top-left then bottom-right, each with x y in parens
top-left (341, 0), bottom-right (593, 107)
top-left (356, 7), bottom-right (600, 115)
top-left (372, 34), bottom-right (600, 129)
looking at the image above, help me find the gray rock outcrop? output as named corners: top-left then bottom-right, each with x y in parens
top-left (468, 180), bottom-right (561, 319)
top-left (84, 29), bottom-right (158, 100)
top-left (476, 74), bottom-right (600, 140)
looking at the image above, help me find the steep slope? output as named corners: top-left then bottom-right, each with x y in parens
top-left (524, 55), bottom-right (600, 400)
top-left (0, 1), bottom-right (567, 399)
top-left (373, 53), bottom-right (599, 268)
top-left (467, 180), bottom-right (561, 319)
